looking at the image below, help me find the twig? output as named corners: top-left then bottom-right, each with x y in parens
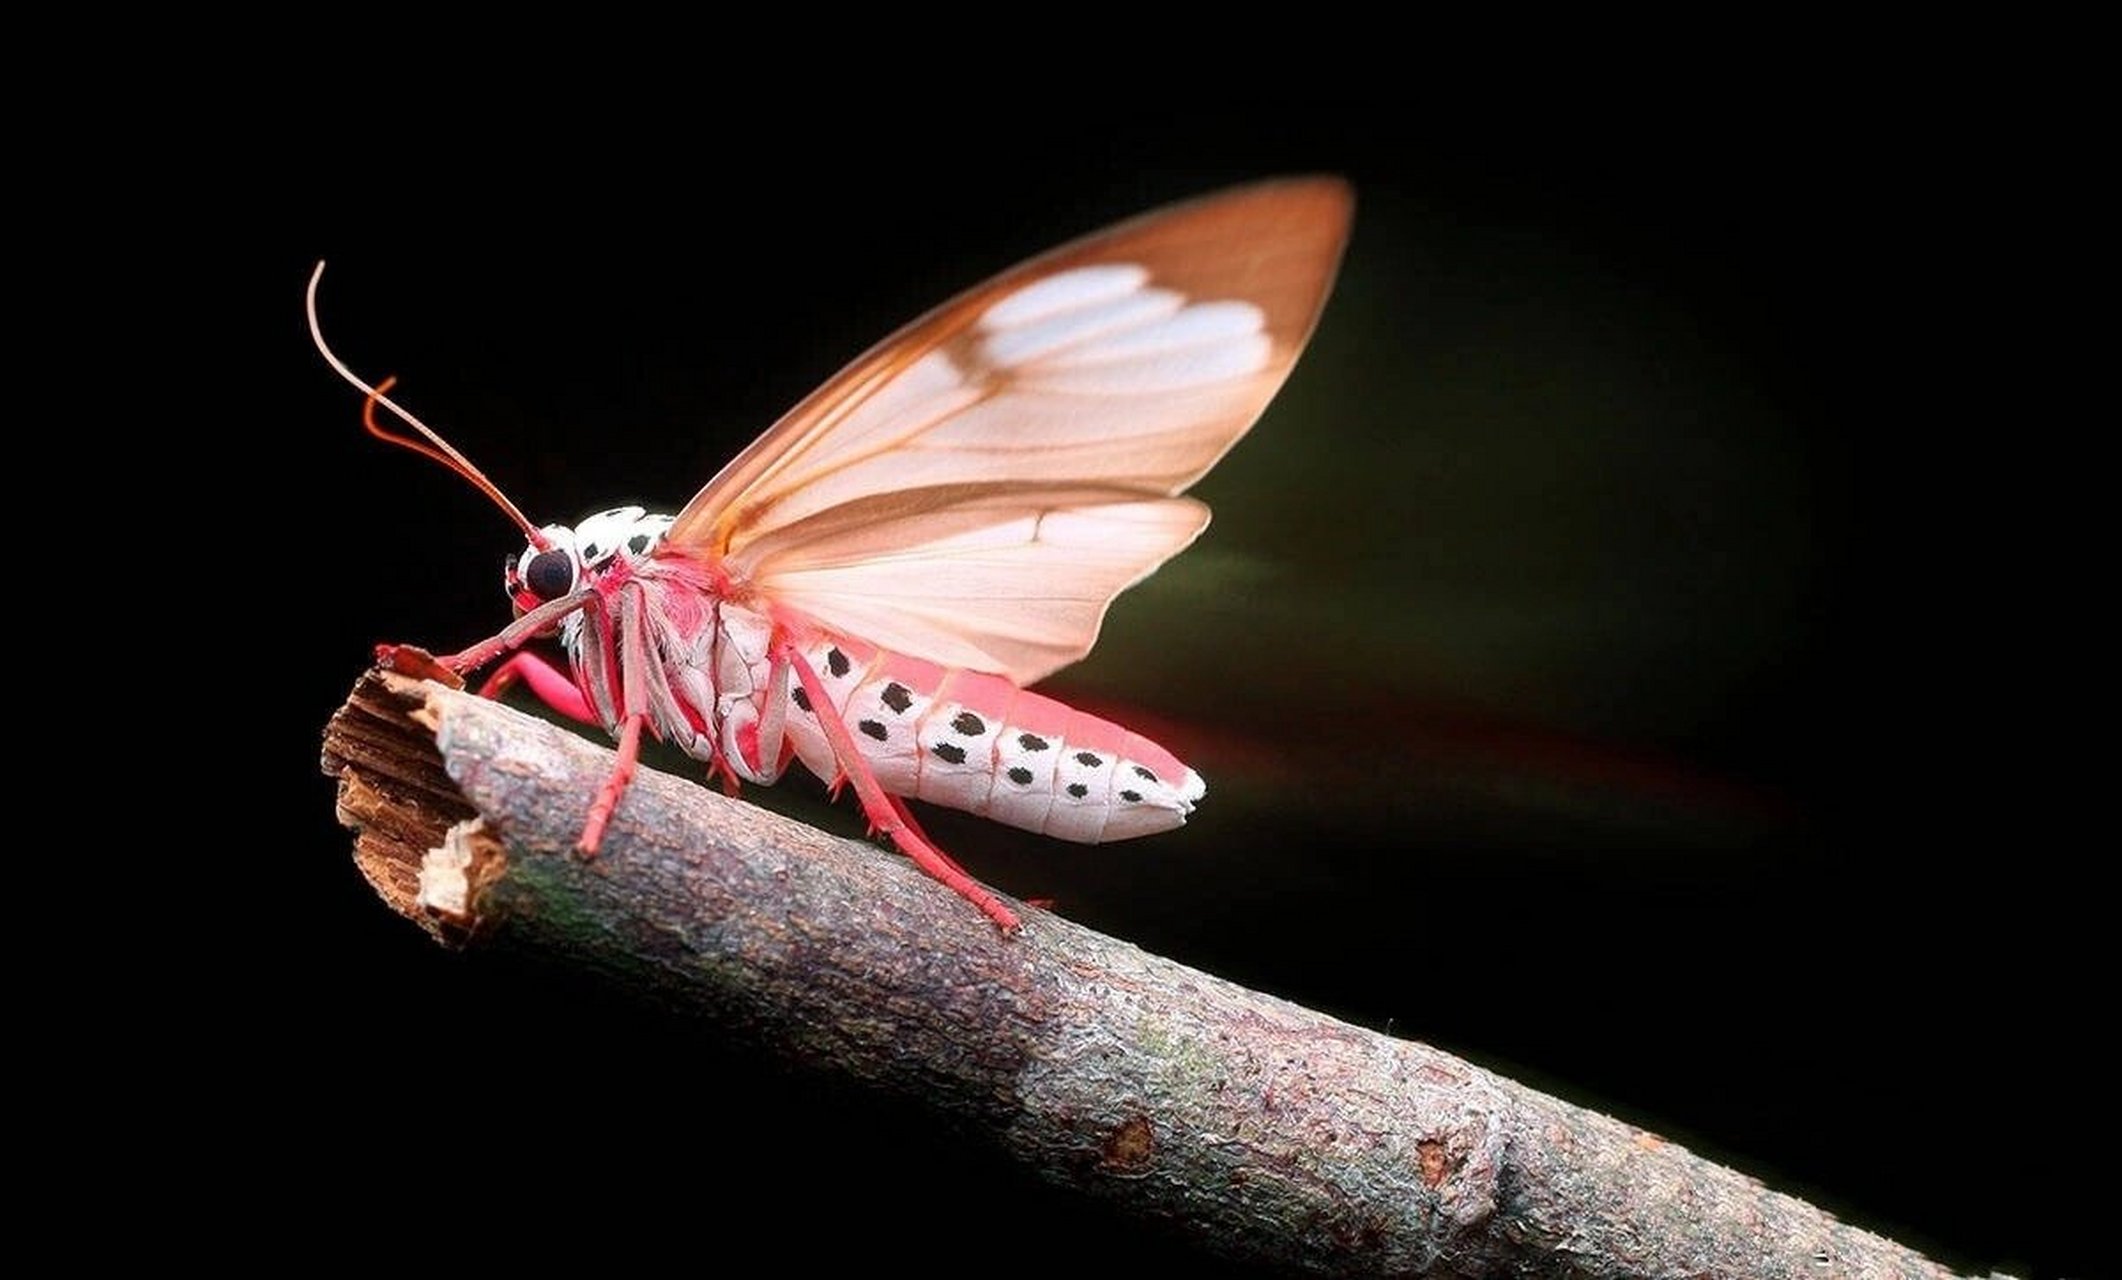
top-left (321, 667), bottom-right (1967, 1279)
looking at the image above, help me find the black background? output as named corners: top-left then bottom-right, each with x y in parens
top-left (222, 92), bottom-right (2081, 1276)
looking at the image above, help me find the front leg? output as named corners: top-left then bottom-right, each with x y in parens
top-left (377, 589), bottom-right (602, 683)
top-left (477, 650), bottom-right (599, 726)
top-left (371, 643), bottom-right (465, 688)
top-left (381, 590), bottom-right (656, 856)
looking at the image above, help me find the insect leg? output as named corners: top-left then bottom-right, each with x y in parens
top-left (777, 639), bottom-right (1021, 934)
top-left (723, 649), bottom-right (792, 786)
top-left (579, 584), bottom-right (655, 855)
top-left (476, 651), bottom-right (599, 725)
top-left (423, 589), bottom-right (600, 676)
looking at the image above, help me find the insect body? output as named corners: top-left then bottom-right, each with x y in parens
top-left (314, 178), bottom-right (1353, 932)
top-left (504, 504), bottom-right (1206, 834)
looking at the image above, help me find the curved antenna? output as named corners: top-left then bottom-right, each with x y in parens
top-left (307, 261), bottom-right (551, 551)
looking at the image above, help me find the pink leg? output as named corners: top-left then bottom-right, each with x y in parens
top-left (384, 588), bottom-right (650, 858)
top-left (580, 714), bottom-right (642, 853)
top-left (478, 651), bottom-right (600, 725)
top-left (579, 585), bottom-right (654, 856)
top-left (778, 639), bottom-right (1020, 934)
top-left (437, 590), bottom-right (598, 675)
top-left (376, 590), bottom-right (598, 689)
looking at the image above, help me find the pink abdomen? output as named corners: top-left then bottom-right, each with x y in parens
top-left (783, 633), bottom-right (1203, 843)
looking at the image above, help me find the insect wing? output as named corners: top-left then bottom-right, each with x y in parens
top-left (668, 178), bottom-right (1354, 684)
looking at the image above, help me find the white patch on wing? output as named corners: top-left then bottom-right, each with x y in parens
top-left (980, 264), bottom-right (1150, 328)
top-left (1064, 300), bottom-right (1265, 363)
top-left (979, 288), bottom-right (1184, 367)
top-left (977, 264), bottom-right (1273, 396)
top-left (1023, 333), bottom-right (1273, 395)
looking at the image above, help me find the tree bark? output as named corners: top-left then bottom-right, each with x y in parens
top-left (321, 666), bottom-right (1969, 1279)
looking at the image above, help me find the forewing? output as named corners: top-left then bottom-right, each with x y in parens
top-left (670, 177), bottom-right (1352, 681)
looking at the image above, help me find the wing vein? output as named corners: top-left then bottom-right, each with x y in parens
top-left (662, 178), bottom-right (1352, 682)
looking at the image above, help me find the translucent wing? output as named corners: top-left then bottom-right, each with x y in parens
top-left (669, 177), bottom-right (1353, 684)
top-left (739, 484), bottom-right (1213, 681)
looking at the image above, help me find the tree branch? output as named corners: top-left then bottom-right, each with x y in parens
top-left (321, 667), bottom-right (1967, 1278)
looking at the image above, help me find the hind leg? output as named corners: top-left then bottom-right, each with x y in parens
top-left (775, 639), bottom-right (1020, 934)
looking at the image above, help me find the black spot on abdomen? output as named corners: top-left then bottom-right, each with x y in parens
top-left (859, 720), bottom-right (888, 741)
top-left (951, 711), bottom-right (985, 736)
top-left (1007, 766), bottom-right (1033, 785)
top-left (827, 647), bottom-right (850, 677)
top-left (881, 683), bottom-right (913, 713)
top-left (1017, 733), bottom-right (1049, 752)
top-left (930, 742), bottom-right (967, 765)
top-left (1066, 783), bottom-right (1089, 799)
top-left (792, 686), bottom-right (812, 712)
top-left (1120, 789), bottom-right (1142, 803)
top-left (1074, 751), bottom-right (1103, 767)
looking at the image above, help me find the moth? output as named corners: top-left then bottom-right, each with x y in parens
top-left (313, 177), bottom-right (1353, 932)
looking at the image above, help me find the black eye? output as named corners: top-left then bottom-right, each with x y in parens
top-left (524, 549), bottom-right (577, 600)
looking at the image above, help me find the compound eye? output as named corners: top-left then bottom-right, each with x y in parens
top-left (523, 548), bottom-right (578, 600)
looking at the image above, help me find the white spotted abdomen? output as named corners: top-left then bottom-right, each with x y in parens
top-left (775, 627), bottom-right (1204, 842)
